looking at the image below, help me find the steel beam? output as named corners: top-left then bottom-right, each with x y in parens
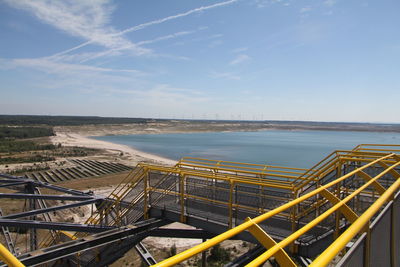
top-left (149, 228), bottom-right (215, 239)
top-left (0, 174), bottom-right (29, 181)
top-left (0, 173), bottom-right (95, 196)
top-left (12, 219), bottom-right (168, 267)
top-left (30, 181), bottom-right (95, 196)
top-left (0, 219), bottom-right (114, 232)
top-left (0, 193), bottom-right (95, 201)
top-left (1, 199), bottom-right (98, 219)
top-left (0, 182), bottom-right (28, 188)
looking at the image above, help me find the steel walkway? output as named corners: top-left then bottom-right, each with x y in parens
top-left (1, 144), bottom-right (400, 266)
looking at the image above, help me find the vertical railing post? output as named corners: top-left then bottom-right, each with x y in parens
top-left (144, 168), bottom-right (149, 219)
top-left (364, 222), bottom-right (371, 267)
top-left (229, 180), bottom-right (234, 229)
top-left (180, 173), bottom-right (186, 223)
top-left (290, 189), bottom-right (298, 254)
top-left (334, 160), bottom-right (343, 240)
top-left (390, 198), bottom-right (396, 267)
top-left (201, 238), bottom-right (207, 267)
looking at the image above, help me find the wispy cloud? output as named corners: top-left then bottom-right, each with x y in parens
top-left (77, 30), bottom-right (196, 63)
top-left (0, 57), bottom-right (144, 76)
top-left (3, 0), bottom-right (147, 56)
top-left (116, 0), bottom-right (238, 37)
top-left (232, 47), bottom-right (248, 53)
top-left (1, 0), bottom-right (234, 115)
top-left (5, 0), bottom-right (238, 60)
top-left (211, 71), bottom-right (241, 80)
top-left (300, 7), bottom-right (312, 13)
top-left (208, 39), bottom-right (223, 48)
top-left (106, 84), bottom-right (210, 108)
top-left (51, 0), bottom-right (239, 56)
top-left (254, 0), bottom-right (290, 9)
top-left (230, 54), bottom-right (251, 65)
top-left (324, 0), bottom-right (336, 7)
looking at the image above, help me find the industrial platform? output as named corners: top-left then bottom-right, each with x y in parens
top-left (0, 144), bottom-right (399, 266)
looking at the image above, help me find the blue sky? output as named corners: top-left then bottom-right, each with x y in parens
top-left (0, 0), bottom-right (399, 122)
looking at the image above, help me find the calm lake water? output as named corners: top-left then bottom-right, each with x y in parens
top-left (93, 130), bottom-right (400, 168)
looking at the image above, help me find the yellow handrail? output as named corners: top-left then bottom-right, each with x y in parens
top-left (0, 243), bottom-right (24, 267)
top-left (246, 159), bottom-right (400, 266)
top-left (153, 153), bottom-right (395, 267)
top-left (310, 173), bottom-right (400, 266)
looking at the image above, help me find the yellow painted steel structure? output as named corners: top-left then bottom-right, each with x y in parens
top-left (3, 144), bottom-right (399, 267)
top-left (153, 145), bottom-right (400, 267)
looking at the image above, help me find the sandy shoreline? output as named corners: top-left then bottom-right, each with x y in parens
top-left (51, 132), bottom-right (176, 166)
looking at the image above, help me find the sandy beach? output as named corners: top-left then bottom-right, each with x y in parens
top-left (51, 131), bottom-right (176, 166)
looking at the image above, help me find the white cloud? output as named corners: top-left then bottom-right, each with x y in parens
top-left (254, 0), bottom-right (290, 8)
top-left (300, 7), bottom-right (312, 13)
top-left (230, 54), bottom-right (251, 65)
top-left (77, 30), bottom-right (195, 63)
top-left (211, 71), bottom-right (241, 80)
top-left (50, 0), bottom-right (238, 56)
top-left (324, 0), bottom-right (337, 7)
top-left (3, 0), bottom-right (147, 56)
top-left (208, 39), bottom-right (223, 48)
top-left (116, 0), bottom-right (238, 36)
top-left (0, 57), bottom-right (144, 76)
top-left (106, 84), bottom-right (210, 105)
top-left (232, 47), bottom-right (248, 53)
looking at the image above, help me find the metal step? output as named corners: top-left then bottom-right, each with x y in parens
top-left (0, 208), bottom-right (17, 255)
top-left (135, 242), bottom-right (157, 266)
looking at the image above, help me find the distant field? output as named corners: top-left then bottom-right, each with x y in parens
top-left (0, 115), bottom-right (153, 126)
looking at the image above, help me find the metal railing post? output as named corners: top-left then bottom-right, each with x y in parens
top-left (180, 173), bottom-right (186, 223)
top-left (229, 180), bottom-right (234, 229)
top-left (144, 168), bottom-right (149, 219)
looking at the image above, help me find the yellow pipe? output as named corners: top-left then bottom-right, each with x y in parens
top-left (153, 154), bottom-right (394, 267)
top-left (310, 174), bottom-right (400, 266)
top-left (0, 243), bottom-right (24, 267)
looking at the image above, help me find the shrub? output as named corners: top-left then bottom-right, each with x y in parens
top-left (208, 244), bottom-right (230, 263)
top-left (169, 244), bottom-right (177, 257)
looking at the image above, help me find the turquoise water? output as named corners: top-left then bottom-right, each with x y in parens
top-left (93, 130), bottom-right (400, 168)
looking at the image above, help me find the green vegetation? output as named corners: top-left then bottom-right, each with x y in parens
top-left (0, 140), bottom-right (55, 153)
top-left (52, 146), bottom-right (97, 157)
top-left (0, 155), bottom-right (55, 164)
top-left (0, 115), bottom-right (153, 126)
top-left (207, 244), bottom-right (230, 264)
top-left (0, 125), bottom-right (56, 155)
top-left (193, 244), bottom-right (231, 267)
top-left (0, 126), bottom-right (55, 154)
top-left (0, 126), bottom-right (54, 139)
top-left (168, 244), bottom-right (177, 257)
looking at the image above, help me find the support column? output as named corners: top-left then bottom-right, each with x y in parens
top-left (26, 183), bottom-right (37, 251)
top-left (201, 238), bottom-right (207, 267)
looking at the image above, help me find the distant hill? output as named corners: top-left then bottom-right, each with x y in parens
top-left (0, 115), bottom-right (154, 126)
top-left (0, 115), bottom-right (399, 132)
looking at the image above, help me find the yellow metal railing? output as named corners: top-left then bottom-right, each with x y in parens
top-left (310, 176), bottom-right (400, 266)
top-left (33, 143), bottom-right (400, 266)
top-left (153, 152), bottom-right (400, 266)
top-left (178, 157), bottom-right (307, 179)
top-left (0, 243), bottom-right (24, 267)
